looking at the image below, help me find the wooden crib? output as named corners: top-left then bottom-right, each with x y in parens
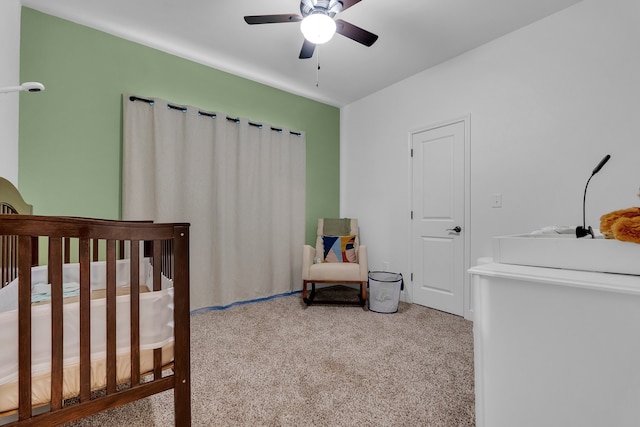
top-left (0, 178), bottom-right (191, 426)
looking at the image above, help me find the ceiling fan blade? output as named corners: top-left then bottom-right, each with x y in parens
top-left (299, 39), bottom-right (316, 59)
top-left (335, 19), bottom-right (378, 47)
top-left (244, 14), bottom-right (302, 25)
top-left (338, 0), bottom-right (363, 12)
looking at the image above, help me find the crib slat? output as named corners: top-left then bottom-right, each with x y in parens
top-left (0, 234), bottom-right (7, 286)
top-left (106, 240), bottom-right (117, 394)
top-left (64, 237), bottom-right (71, 263)
top-left (0, 235), bottom-right (3, 286)
top-left (162, 240), bottom-right (172, 279)
top-left (17, 235), bottom-right (32, 421)
top-left (79, 238), bottom-right (91, 402)
top-left (152, 239), bottom-right (162, 379)
top-left (2, 234), bottom-right (18, 286)
top-left (1, 235), bottom-right (5, 286)
top-left (31, 236), bottom-right (38, 267)
top-left (92, 239), bottom-right (99, 262)
top-left (153, 240), bottom-right (161, 291)
top-left (49, 237), bottom-right (64, 410)
top-left (130, 240), bottom-right (141, 386)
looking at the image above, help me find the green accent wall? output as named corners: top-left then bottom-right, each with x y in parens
top-left (19, 8), bottom-right (339, 245)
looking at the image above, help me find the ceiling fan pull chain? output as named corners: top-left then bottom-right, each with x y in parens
top-left (316, 47), bottom-right (321, 87)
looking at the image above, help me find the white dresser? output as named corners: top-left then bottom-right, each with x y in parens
top-left (469, 260), bottom-right (640, 427)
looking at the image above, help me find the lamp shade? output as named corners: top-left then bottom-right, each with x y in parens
top-left (300, 13), bottom-right (336, 44)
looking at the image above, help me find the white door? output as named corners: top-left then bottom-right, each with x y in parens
top-left (411, 120), bottom-right (466, 316)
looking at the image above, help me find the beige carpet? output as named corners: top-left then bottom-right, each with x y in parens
top-left (65, 287), bottom-right (475, 426)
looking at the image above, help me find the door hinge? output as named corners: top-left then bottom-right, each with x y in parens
top-left (410, 148), bottom-right (413, 157)
top-left (411, 211), bottom-right (413, 220)
top-left (411, 273), bottom-right (413, 281)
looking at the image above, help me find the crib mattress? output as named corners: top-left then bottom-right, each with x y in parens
top-left (0, 343), bottom-right (174, 414)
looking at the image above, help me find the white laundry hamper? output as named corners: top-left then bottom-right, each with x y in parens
top-left (368, 271), bottom-right (403, 313)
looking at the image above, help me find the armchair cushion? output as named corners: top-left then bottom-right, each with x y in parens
top-left (322, 235), bottom-right (357, 263)
top-left (308, 262), bottom-right (362, 281)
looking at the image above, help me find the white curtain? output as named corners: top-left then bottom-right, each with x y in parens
top-left (122, 95), bottom-right (305, 310)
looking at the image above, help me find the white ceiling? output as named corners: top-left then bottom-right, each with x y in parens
top-left (21, 0), bottom-right (582, 107)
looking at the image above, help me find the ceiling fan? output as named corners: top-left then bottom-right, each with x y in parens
top-left (244, 0), bottom-right (378, 59)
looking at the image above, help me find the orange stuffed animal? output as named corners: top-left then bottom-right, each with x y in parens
top-left (599, 192), bottom-right (640, 243)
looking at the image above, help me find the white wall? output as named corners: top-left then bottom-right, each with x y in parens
top-left (341, 0), bottom-right (640, 318)
top-left (0, 0), bottom-right (21, 185)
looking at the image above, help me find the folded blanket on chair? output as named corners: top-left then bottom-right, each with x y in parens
top-left (323, 218), bottom-right (351, 236)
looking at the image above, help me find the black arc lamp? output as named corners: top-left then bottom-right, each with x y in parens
top-left (576, 154), bottom-right (611, 238)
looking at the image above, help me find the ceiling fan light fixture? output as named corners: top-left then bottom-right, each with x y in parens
top-left (300, 13), bottom-right (336, 44)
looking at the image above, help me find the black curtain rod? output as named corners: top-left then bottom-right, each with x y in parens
top-left (167, 103), bottom-right (187, 112)
top-left (129, 95), bottom-right (154, 105)
top-left (129, 95), bottom-right (302, 136)
top-left (227, 116), bottom-right (261, 129)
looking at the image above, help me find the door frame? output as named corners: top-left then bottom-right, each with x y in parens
top-left (408, 115), bottom-right (472, 320)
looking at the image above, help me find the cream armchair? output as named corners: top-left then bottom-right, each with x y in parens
top-left (302, 218), bottom-right (368, 306)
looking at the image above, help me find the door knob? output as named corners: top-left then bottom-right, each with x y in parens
top-left (447, 226), bottom-right (462, 233)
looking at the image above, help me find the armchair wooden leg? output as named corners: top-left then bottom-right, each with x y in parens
top-left (302, 281), bottom-right (315, 305)
top-left (360, 281), bottom-right (367, 307)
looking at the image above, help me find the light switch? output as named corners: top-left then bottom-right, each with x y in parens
top-left (492, 193), bottom-right (502, 208)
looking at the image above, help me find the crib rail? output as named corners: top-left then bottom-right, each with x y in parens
top-left (2, 215), bottom-right (128, 290)
top-left (0, 215), bottom-right (191, 426)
